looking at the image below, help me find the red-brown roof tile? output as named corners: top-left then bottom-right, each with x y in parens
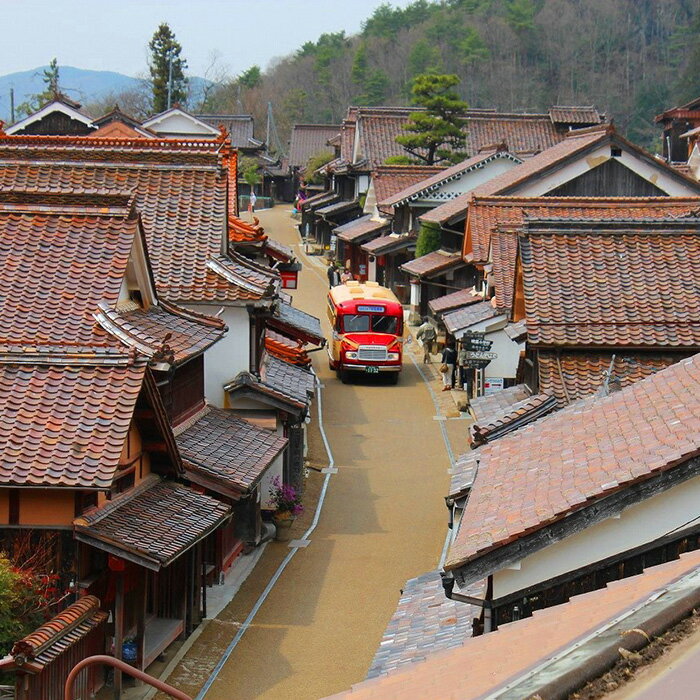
top-left (0, 135), bottom-right (251, 305)
top-left (264, 329), bottom-right (311, 367)
top-left (401, 250), bottom-right (463, 278)
top-left (521, 219), bottom-right (700, 347)
top-left (428, 287), bottom-right (483, 314)
top-left (7, 595), bottom-right (107, 671)
top-left (537, 350), bottom-right (685, 406)
top-left (372, 165), bottom-right (444, 208)
top-left (288, 124), bottom-right (339, 170)
top-left (442, 301), bottom-right (500, 334)
top-left (445, 354), bottom-right (700, 572)
top-left (176, 405), bottom-right (287, 496)
top-left (95, 299), bottom-right (226, 367)
top-left (334, 215), bottom-right (389, 243)
top-left (0, 361), bottom-right (146, 488)
top-left (229, 214), bottom-right (267, 244)
top-left (325, 552), bottom-right (700, 700)
top-left (468, 383), bottom-right (531, 425)
top-left (354, 108), bottom-right (426, 167)
top-left (549, 105), bottom-right (604, 125)
top-left (74, 476), bottom-right (230, 570)
top-left (361, 233), bottom-right (416, 255)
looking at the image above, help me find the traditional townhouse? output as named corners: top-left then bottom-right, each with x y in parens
top-left (0, 189), bottom-right (235, 693)
top-left (655, 95), bottom-right (700, 163)
top-left (444, 355), bottom-right (700, 632)
top-left (4, 95), bottom-right (96, 136)
top-left (288, 123), bottom-right (340, 194)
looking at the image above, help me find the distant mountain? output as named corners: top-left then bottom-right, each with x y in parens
top-left (0, 65), bottom-right (210, 123)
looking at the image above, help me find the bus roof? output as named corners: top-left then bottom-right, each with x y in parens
top-left (329, 281), bottom-right (402, 309)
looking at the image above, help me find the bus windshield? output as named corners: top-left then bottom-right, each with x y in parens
top-left (343, 314), bottom-right (398, 334)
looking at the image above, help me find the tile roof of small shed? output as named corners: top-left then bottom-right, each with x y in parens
top-left (521, 219), bottom-right (700, 347)
top-left (0, 361), bottom-right (146, 488)
top-left (361, 233), bottom-right (416, 255)
top-left (445, 354), bottom-right (700, 572)
top-left (74, 477), bottom-right (230, 570)
top-left (442, 301), bottom-right (500, 334)
top-left (334, 215), bottom-right (389, 243)
top-left (428, 287), bottom-right (483, 314)
top-left (260, 353), bottom-right (316, 406)
top-left (176, 405), bottom-right (287, 495)
top-left (264, 329), bottom-right (310, 367)
top-left (270, 302), bottom-right (324, 345)
top-left (372, 165), bottom-right (444, 208)
top-left (288, 124), bottom-right (339, 169)
top-left (197, 114), bottom-right (255, 149)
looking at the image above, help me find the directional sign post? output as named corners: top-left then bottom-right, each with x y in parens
top-left (465, 351), bottom-right (498, 360)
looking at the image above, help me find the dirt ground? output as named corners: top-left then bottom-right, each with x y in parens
top-left (157, 205), bottom-right (469, 700)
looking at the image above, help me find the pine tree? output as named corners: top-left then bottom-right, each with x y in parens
top-left (15, 58), bottom-right (62, 118)
top-left (148, 23), bottom-right (188, 113)
top-left (396, 74), bottom-right (468, 165)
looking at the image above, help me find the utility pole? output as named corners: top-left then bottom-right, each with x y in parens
top-left (167, 49), bottom-right (174, 109)
top-left (9, 88), bottom-right (14, 124)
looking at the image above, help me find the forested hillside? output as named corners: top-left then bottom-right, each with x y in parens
top-left (204, 0), bottom-right (700, 151)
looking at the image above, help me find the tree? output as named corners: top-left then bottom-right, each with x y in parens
top-left (15, 58), bottom-right (62, 118)
top-left (304, 150), bottom-right (334, 185)
top-left (149, 23), bottom-right (188, 113)
top-left (396, 74), bottom-right (468, 165)
top-left (384, 154), bottom-right (415, 165)
top-left (415, 223), bottom-right (442, 257)
top-left (239, 65), bottom-right (262, 89)
top-left (238, 156), bottom-right (261, 193)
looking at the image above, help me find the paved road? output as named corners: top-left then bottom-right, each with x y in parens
top-left (160, 206), bottom-right (465, 700)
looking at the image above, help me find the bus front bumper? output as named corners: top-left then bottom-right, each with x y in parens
top-left (342, 364), bottom-right (401, 372)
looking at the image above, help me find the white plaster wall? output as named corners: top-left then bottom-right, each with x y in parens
top-left (183, 305), bottom-right (250, 408)
top-left (414, 157), bottom-right (519, 205)
top-left (148, 113), bottom-right (216, 136)
top-left (259, 422), bottom-right (286, 510)
top-left (491, 472), bottom-right (700, 600)
top-left (453, 318), bottom-right (520, 380)
top-left (513, 142), bottom-right (700, 197)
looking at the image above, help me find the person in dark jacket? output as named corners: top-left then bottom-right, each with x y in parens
top-left (327, 263), bottom-right (340, 288)
top-left (441, 342), bottom-right (457, 391)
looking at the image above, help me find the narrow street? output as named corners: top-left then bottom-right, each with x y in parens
top-left (159, 205), bottom-right (469, 700)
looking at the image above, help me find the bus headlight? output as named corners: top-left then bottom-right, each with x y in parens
top-left (345, 351), bottom-right (358, 360)
top-left (388, 352), bottom-right (400, 361)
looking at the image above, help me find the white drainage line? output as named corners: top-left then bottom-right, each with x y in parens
top-left (409, 353), bottom-right (456, 570)
top-left (196, 370), bottom-right (334, 699)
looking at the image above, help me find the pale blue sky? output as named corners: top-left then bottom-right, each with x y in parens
top-left (1, 0), bottom-right (417, 78)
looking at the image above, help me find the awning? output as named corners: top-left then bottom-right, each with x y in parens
top-left (269, 302), bottom-right (325, 346)
top-left (442, 301), bottom-right (501, 335)
top-left (335, 215), bottom-right (389, 243)
top-left (401, 249), bottom-right (464, 279)
top-left (361, 233), bottom-right (417, 256)
top-left (74, 476), bottom-right (230, 570)
top-left (176, 405), bottom-right (288, 498)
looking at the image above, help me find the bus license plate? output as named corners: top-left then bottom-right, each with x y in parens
top-left (366, 366), bottom-right (379, 374)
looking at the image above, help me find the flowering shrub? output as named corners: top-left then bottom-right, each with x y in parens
top-left (269, 476), bottom-right (303, 516)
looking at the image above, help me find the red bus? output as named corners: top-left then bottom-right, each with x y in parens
top-left (326, 281), bottom-right (405, 384)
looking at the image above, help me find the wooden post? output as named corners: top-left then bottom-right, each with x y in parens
top-left (114, 571), bottom-right (124, 698)
top-left (136, 568), bottom-right (147, 674)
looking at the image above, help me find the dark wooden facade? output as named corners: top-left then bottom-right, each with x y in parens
top-left (14, 112), bottom-right (94, 137)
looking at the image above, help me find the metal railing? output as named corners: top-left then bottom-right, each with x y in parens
top-left (64, 655), bottom-right (191, 700)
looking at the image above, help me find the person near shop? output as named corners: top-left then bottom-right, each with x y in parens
top-left (457, 342), bottom-right (469, 391)
top-left (441, 341), bottom-right (457, 391)
top-left (416, 317), bottom-right (437, 363)
top-left (340, 266), bottom-right (353, 283)
top-left (327, 263), bottom-right (340, 288)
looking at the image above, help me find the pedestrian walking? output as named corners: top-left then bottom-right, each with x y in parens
top-left (327, 263), bottom-right (340, 288)
top-left (416, 317), bottom-right (437, 364)
top-left (441, 341), bottom-right (457, 391)
top-left (248, 190), bottom-right (257, 218)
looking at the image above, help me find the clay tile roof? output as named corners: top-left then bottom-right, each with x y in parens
top-left (471, 392), bottom-right (558, 446)
top-left (8, 595), bottom-right (107, 670)
top-left (203, 253), bottom-right (278, 304)
top-left (401, 249), bottom-right (463, 278)
top-left (264, 329), bottom-right (311, 367)
top-left (74, 477), bottom-right (230, 570)
top-left (95, 299), bottom-right (226, 367)
top-left (468, 383), bottom-right (531, 425)
top-left (288, 124), bottom-right (339, 169)
top-left (197, 114), bottom-right (255, 148)
top-left (355, 108), bottom-right (426, 168)
top-left (0, 361), bottom-right (146, 488)
top-left (264, 237), bottom-right (295, 263)
top-left (445, 354), bottom-right (700, 572)
top-left (324, 551), bottom-right (700, 700)
top-left (176, 405), bottom-right (287, 495)
top-left (0, 137), bottom-right (248, 305)
top-left (334, 215), bottom-right (389, 243)
top-left (442, 301), bottom-right (500, 334)
top-left (503, 318), bottom-right (527, 342)
top-left (549, 105), bottom-right (604, 125)
top-left (260, 352), bottom-right (316, 406)
top-left (521, 218), bottom-right (700, 347)
top-left (537, 350), bottom-right (685, 407)
top-left (378, 151), bottom-right (519, 209)
top-left (270, 302), bottom-right (324, 345)
top-left (428, 287), bottom-right (483, 315)
top-left (0, 193), bottom-right (137, 352)
top-left (361, 233), bottom-right (416, 255)
top-left (367, 571), bottom-right (485, 679)
top-left (372, 165), bottom-right (444, 207)
top-left (229, 214), bottom-right (267, 244)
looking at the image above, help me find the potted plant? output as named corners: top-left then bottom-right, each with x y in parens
top-left (269, 476), bottom-right (303, 542)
